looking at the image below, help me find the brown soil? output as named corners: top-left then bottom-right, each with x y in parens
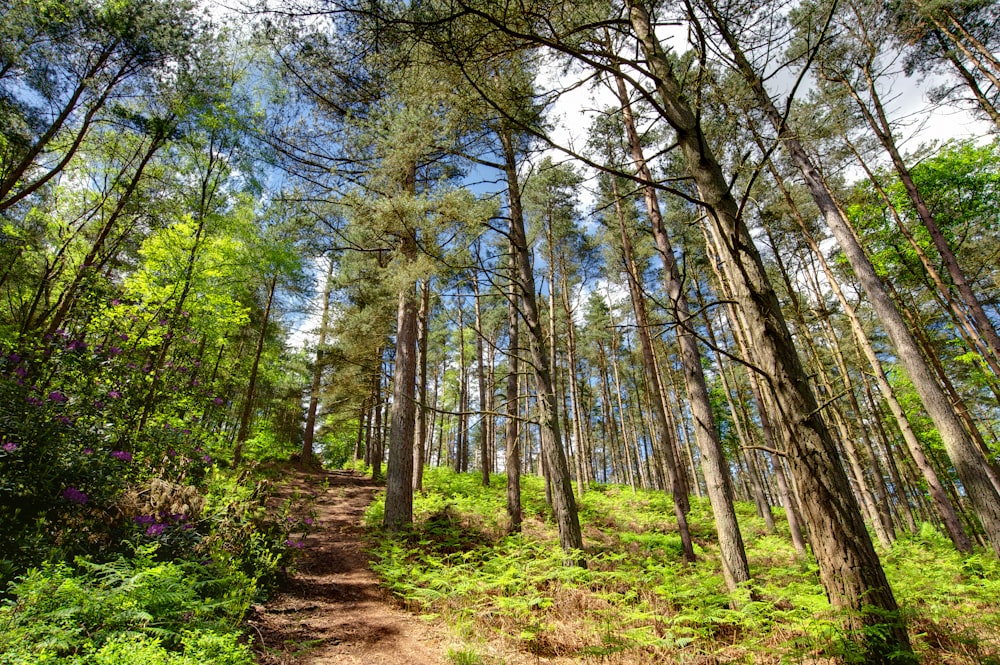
top-left (248, 468), bottom-right (449, 665)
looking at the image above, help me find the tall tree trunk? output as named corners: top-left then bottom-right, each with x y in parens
top-left (372, 365), bottom-right (383, 479)
top-left (474, 277), bottom-right (490, 486)
top-left (560, 283), bottom-right (590, 492)
top-left (506, 245), bottom-right (523, 533)
top-left (500, 125), bottom-right (585, 561)
top-left (627, 2), bottom-right (911, 657)
top-left (413, 279), bottom-right (431, 492)
top-left (456, 298), bottom-right (469, 473)
top-left (611, 173), bottom-right (696, 562)
top-left (612, 67), bottom-right (751, 587)
top-left (384, 161), bottom-right (420, 533)
top-left (302, 256), bottom-right (336, 464)
top-left (354, 397), bottom-right (368, 465)
top-left (234, 272), bottom-right (278, 467)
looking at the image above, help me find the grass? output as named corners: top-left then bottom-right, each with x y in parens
top-left (364, 467), bottom-right (1000, 664)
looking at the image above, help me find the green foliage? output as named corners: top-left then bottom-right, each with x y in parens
top-left (199, 469), bottom-right (311, 596)
top-left (445, 647), bottom-right (484, 665)
top-left (365, 467), bottom-right (1000, 664)
top-left (0, 545), bottom-right (254, 665)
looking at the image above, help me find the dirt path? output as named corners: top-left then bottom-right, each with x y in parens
top-left (249, 469), bottom-right (448, 665)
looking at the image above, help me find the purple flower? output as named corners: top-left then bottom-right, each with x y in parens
top-left (202, 454), bottom-right (212, 463)
top-left (110, 450), bottom-right (133, 462)
top-left (285, 540), bottom-right (305, 549)
top-left (93, 400), bottom-right (104, 409)
top-left (14, 366), bottom-right (27, 378)
top-left (48, 391), bottom-right (67, 403)
top-left (66, 339), bottom-right (87, 352)
top-left (134, 515), bottom-right (155, 524)
top-left (62, 487), bottom-right (88, 505)
top-left (108, 390), bottom-right (122, 399)
top-left (2, 442), bottom-right (17, 452)
top-left (146, 523), bottom-right (167, 536)
top-left (111, 298), bottom-right (121, 306)
top-left (303, 517), bottom-right (314, 526)
top-left (119, 333), bottom-right (129, 341)
top-left (8, 353), bottom-right (21, 364)
top-left (108, 347), bottom-right (122, 356)
top-left (57, 416), bottom-right (72, 425)
top-left (26, 397), bottom-right (42, 407)
top-left (212, 397), bottom-right (224, 406)
top-left (82, 448), bottom-right (94, 455)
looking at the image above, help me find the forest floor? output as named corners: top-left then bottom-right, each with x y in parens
top-left (248, 468), bottom-right (449, 665)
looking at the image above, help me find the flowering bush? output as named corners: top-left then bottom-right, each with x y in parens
top-left (0, 347), bottom-right (139, 580)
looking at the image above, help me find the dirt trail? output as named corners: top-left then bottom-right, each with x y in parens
top-left (249, 469), bottom-right (448, 665)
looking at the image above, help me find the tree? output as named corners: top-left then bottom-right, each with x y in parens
top-left (0, 0), bottom-right (200, 213)
top-left (603, 60), bottom-right (752, 593)
top-left (620, 1), bottom-right (913, 658)
top-left (696, 0), bottom-right (1000, 559)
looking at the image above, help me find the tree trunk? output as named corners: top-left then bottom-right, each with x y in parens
top-left (413, 279), bottom-right (431, 491)
top-left (456, 298), bottom-right (468, 473)
top-left (500, 124), bottom-right (585, 561)
top-left (384, 160), bottom-right (420, 532)
top-left (613, 68), bottom-right (751, 587)
top-left (611, 172), bottom-right (696, 562)
top-left (506, 246), bottom-right (522, 533)
top-left (303, 256), bottom-right (336, 464)
top-left (704, 0), bottom-right (1000, 559)
top-left (628, 1), bottom-right (911, 657)
top-left (474, 277), bottom-right (490, 486)
top-left (234, 272), bottom-right (278, 467)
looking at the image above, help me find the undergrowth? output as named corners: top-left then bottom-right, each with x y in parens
top-left (365, 467), bottom-right (1000, 664)
top-left (0, 464), bottom-right (313, 664)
